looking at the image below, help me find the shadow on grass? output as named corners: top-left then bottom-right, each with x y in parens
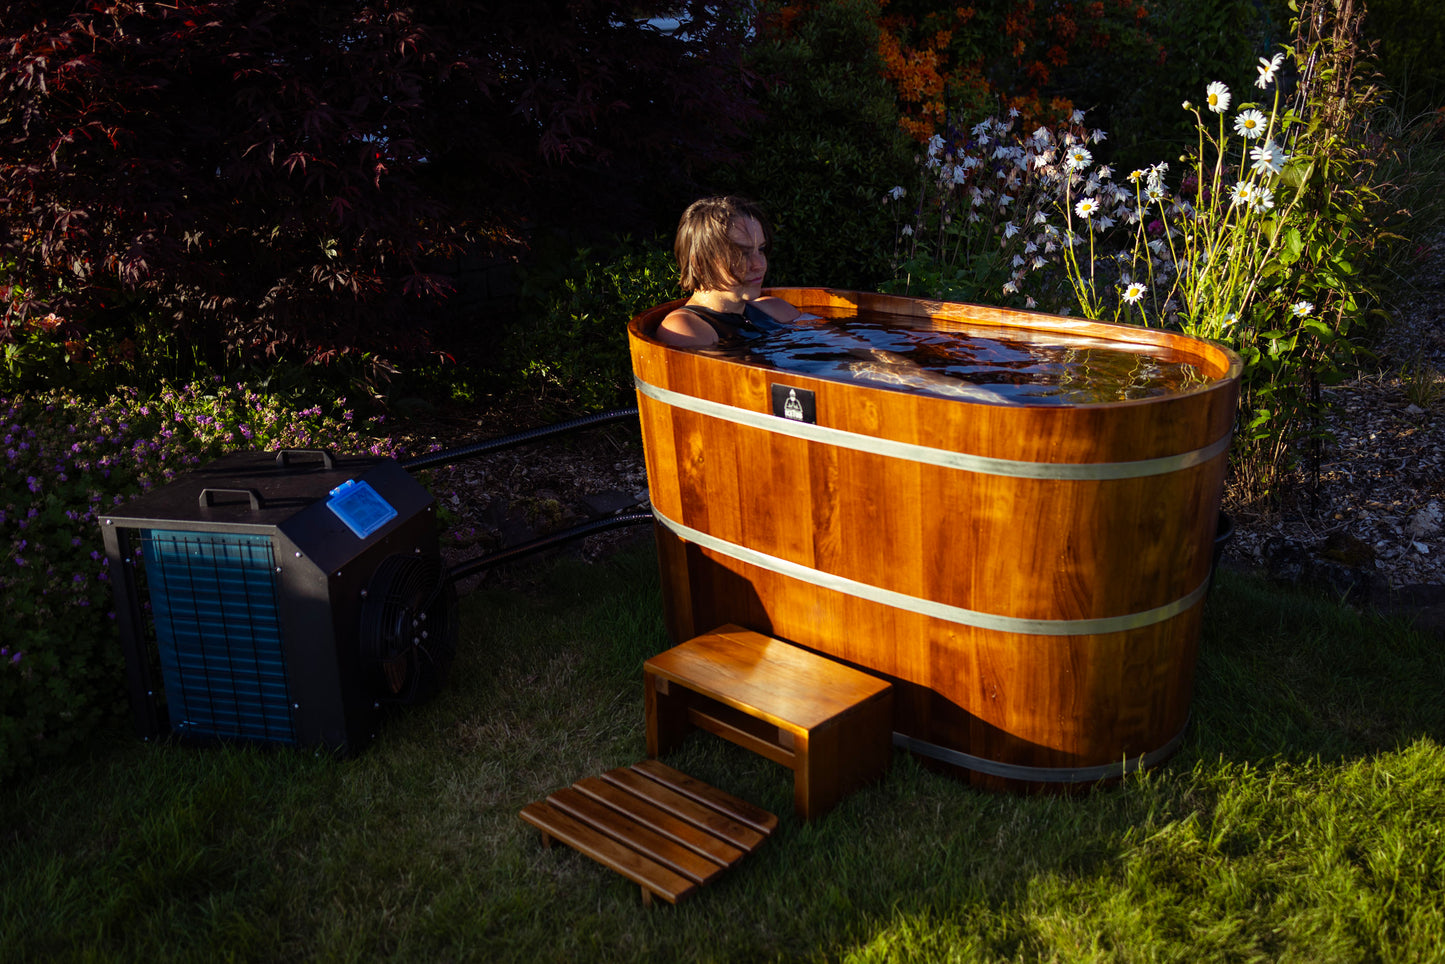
top-left (1188, 567), bottom-right (1445, 765)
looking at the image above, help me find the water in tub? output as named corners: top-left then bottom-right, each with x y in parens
top-left (702, 309), bottom-right (1212, 404)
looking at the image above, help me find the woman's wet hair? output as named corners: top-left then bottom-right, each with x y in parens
top-left (674, 196), bottom-right (772, 292)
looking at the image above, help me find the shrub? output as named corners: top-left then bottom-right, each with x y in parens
top-left (506, 239), bottom-right (683, 412)
top-left (0, 382), bottom-right (398, 784)
top-left (880, 112), bottom-right (1087, 306)
top-left (1364, 0), bottom-right (1445, 118)
top-left (711, 0), bottom-right (912, 289)
top-left (0, 1), bottom-right (756, 392)
top-left (1050, 0), bottom-right (1395, 501)
top-left (873, 0), bottom-right (1163, 143)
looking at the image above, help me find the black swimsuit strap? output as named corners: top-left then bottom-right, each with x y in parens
top-left (684, 302), bottom-right (785, 338)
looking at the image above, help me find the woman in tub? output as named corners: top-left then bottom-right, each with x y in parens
top-left (656, 196), bottom-right (809, 348)
top-left (656, 195), bottom-right (1013, 403)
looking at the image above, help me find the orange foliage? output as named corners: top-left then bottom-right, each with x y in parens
top-left (870, 0), bottom-right (1154, 143)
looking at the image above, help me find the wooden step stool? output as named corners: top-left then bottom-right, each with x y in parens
top-left (644, 625), bottom-right (894, 820)
top-left (520, 759), bottom-right (777, 906)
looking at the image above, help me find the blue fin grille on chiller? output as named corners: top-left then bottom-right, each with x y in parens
top-left (142, 530), bottom-right (296, 744)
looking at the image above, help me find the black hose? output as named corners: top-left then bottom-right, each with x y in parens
top-left (399, 406), bottom-right (640, 473)
top-left (447, 510), bottom-right (655, 584)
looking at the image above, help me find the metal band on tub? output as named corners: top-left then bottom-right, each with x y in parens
top-left (651, 509), bottom-right (1209, 636)
top-left (892, 722), bottom-right (1188, 783)
top-left (633, 375), bottom-right (1233, 480)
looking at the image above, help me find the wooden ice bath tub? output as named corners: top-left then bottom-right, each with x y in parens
top-left (628, 288), bottom-right (1242, 790)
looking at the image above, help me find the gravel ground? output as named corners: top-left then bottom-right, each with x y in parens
top-left (1219, 233), bottom-right (1445, 632)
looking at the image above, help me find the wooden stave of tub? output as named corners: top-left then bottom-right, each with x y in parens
top-left (628, 288), bottom-right (1243, 792)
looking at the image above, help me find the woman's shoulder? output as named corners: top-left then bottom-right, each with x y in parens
top-left (657, 306), bottom-right (720, 347)
top-left (751, 296), bottom-right (802, 322)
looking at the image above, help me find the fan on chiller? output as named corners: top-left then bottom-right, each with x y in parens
top-left (359, 553), bottom-right (458, 705)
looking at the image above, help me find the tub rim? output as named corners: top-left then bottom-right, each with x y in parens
top-left (628, 287), bottom-right (1244, 409)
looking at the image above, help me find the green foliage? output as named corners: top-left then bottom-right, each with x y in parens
top-left (507, 239), bottom-right (682, 412)
top-left (0, 383), bottom-right (393, 785)
top-left (1042, 0), bottom-right (1395, 501)
top-left (0, 267), bottom-right (208, 398)
top-left (1364, 0), bottom-right (1445, 117)
top-left (1102, 0), bottom-right (1290, 171)
top-left (713, 0), bottom-right (912, 289)
top-left (1399, 349), bottom-right (1444, 410)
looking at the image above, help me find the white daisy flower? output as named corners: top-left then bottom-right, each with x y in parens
top-left (1128, 168), bottom-right (1146, 183)
top-left (1146, 162), bottom-right (1168, 194)
top-left (1222, 312), bottom-right (1238, 327)
top-left (1252, 185), bottom-right (1275, 213)
top-left (1256, 53), bottom-right (1285, 89)
top-left (1233, 109), bottom-right (1266, 139)
top-left (1145, 185), bottom-right (1168, 204)
top-left (1206, 82), bottom-right (1231, 114)
top-left (1230, 180), bottom-right (1257, 207)
top-left (1291, 300), bottom-right (1314, 317)
top-left (1250, 140), bottom-right (1287, 176)
top-left (1065, 146), bottom-right (1093, 171)
top-left (1075, 196), bottom-right (1100, 218)
top-left (1122, 281), bottom-right (1147, 304)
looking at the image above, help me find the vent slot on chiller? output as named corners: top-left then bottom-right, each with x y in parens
top-left (141, 530), bottom-right (297, 745)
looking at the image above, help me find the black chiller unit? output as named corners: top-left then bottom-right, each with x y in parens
top-left (100, 409), bottom-right (650, 755)
top-left (101, 449), bottom-right (457, 753)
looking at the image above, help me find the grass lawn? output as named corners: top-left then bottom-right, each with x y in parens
top-left (3, 537), bottom-right (1444, 963)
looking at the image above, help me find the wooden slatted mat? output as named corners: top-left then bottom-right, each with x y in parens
top-left (520, 759), bottom-right (777, 906)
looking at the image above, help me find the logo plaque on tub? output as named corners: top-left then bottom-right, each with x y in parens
top-left (771, 384), bottom-right (816, 423)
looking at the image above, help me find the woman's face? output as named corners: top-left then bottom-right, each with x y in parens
top-left (725, 216), bottom-right (768, 297)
